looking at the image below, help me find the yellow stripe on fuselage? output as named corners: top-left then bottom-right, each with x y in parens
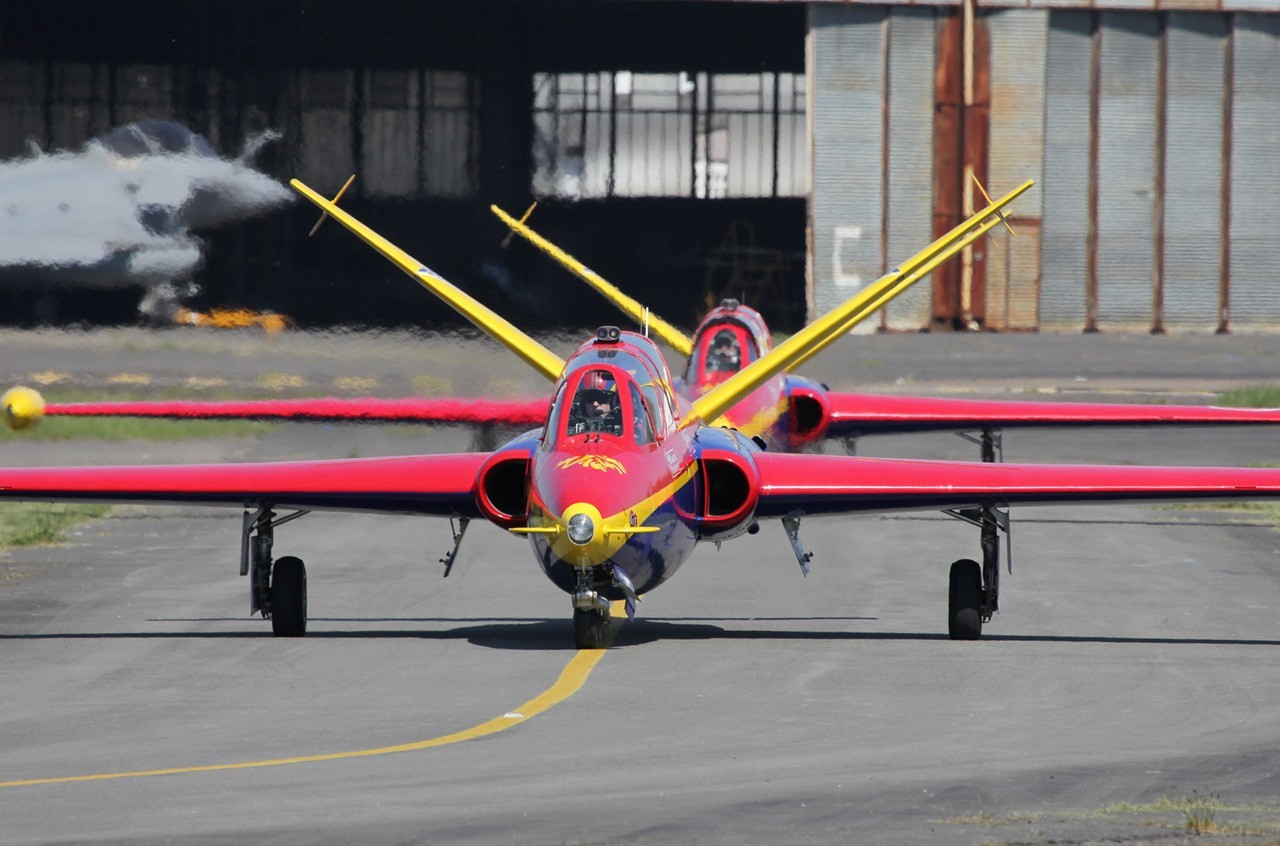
top-left (712, 392), bottom-right (789, 441)
top-left (538, 460), bottom-right (700, 566)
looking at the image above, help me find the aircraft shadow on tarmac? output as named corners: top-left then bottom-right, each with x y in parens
top-left (2, 616), bottom-right (1278, 650)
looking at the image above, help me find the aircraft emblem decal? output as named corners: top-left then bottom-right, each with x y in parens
top-left (557, 454), bottom-right (627, 474)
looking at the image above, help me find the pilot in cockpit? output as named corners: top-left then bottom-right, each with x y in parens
top-left (706, 329), bottom-right (742, 373)
top-left (567, 371), bottom-right (623, 436)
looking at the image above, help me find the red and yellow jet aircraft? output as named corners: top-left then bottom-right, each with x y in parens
top-left (493, 203), bottom-right (1280, 461)
top-left (5, 177), bottom-right (1280, 649)
top-left (15, 177), bottom-right (1280, 467)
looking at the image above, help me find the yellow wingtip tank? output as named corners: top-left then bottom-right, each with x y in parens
top-left (291, 179), bottom-right (565, 383)
top-left (2, 386), bottom-right (46, 431)
top-left (684, 179), bottom-right (1034, 430)
top-left (491, 204), bottom-right (696, 358)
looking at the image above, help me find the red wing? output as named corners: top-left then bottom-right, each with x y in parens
top-left (825, 391), bottom-right (1280, 437)
top-left (44, 397), bottom-right (549, 426)
top-left (755, 451), bottom-right (1280, 518)
top-left (0, 453), bottom-right (488, 516)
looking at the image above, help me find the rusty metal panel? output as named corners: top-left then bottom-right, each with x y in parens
top-left (808, 5), bottom-right (887, 318)
top-left (1095, 12), bottom-right (1159, 329)
top-left (1163, 13), bottom-right (1226, 330)
top-left (1228, 13), bottom-right (1280, 330)
top-left (1039, 10), bottom-right (1093, 330)
top-left (985, 8), bottom-right (1048, 329)
top-left (882, 7), bottom-right (938, 331)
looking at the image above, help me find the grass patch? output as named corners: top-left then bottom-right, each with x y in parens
top-left (1167, 499), bottom-right (1280, 530)
top-left (1216, 384), bottom-right (1280, 408)
top-left (946, 792), bottom-right (1280, 839)
top-left (1, 415), bottom-right (274, 442)
top-left (1181, 790), bottom-right (1221, 835)
top-left (0, 502), bottom-right (111, 548)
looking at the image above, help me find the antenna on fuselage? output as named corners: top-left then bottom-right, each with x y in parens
top-left (644, 308), bottom-right (650, 338)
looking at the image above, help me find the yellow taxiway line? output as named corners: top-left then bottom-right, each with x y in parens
top-left (0, 609), bottom-right (624, 789)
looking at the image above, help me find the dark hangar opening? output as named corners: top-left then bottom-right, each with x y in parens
top-left (0, 0), bottom-right (807, 333)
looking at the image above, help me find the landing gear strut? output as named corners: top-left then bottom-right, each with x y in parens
top-left (240, 505), bottom-right (311, 637)
top-left (943, 428), bottom-right (1011, 640)
top-left (944, 502), bottom-right (1008, 640)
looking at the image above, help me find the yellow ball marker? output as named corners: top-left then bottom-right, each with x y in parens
top-left (2, 386), bottom-right (46, 431)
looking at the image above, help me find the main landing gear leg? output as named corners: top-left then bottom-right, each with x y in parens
top-left (944, 502), bottom-right (1009, 641)
top-left (240, 505), bottom-right (311, 637)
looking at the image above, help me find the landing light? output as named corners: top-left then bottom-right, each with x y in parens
top-left (567, 514), bottom-right (595, 545)
top-left (594, 326), bottom-right (621, 344)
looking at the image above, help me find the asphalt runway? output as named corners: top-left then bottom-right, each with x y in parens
top-left (2, 330), bottom-right (1280, 844)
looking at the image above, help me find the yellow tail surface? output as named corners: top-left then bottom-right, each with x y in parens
top-left (685, 179), bottom-right (1035, 429)
top-left (292, 179), bottom-right (565, 382)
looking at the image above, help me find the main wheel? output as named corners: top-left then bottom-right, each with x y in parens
top-left (270, 556), bottom-right (308, 637)
top-left (948, 558), bottom-right (983, 641)
top-left (573, 608), bottom-right (610, 649)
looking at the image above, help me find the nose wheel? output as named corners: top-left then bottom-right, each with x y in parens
top-left (573, 607), bottom-right (611, 649)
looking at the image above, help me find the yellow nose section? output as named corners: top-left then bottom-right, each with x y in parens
top-left (544, 502), bottom-right (656, 567)
top-left (2, 386), bottom-right (46, 431)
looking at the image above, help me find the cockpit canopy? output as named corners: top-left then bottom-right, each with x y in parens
top-left (567, 369), bottom-right (623, 437)
top-left (545, 353), bottom-right (677, 450)
top-left (685, 300), bottom-right (771, 386)
top-left (688, 321), bottom-right (758, 385)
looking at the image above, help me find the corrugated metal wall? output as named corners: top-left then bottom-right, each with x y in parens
top-left (1164, 13), bottom-right (1227, 329)
top-left (808, 5), bottom-right (938, 331)
top-left (809, 6), bottom-right (1280, 333)
top-left (1096, 13), bottom-right (1159, 329)
top-left (1038, 12), bottom-right (1091, 329)
top-left (882, 9), bottom-right (938, 331)
top-left (986, 8), bottom-right (1047, 330)
top-left (1230, 14), bottom-right (1280, 331)
top-left (809, 5), bottom-right (889, 320)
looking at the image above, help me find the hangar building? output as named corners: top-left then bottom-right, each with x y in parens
top-left (0, 1), bottom-right (1276, 333)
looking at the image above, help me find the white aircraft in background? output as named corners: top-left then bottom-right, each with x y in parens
top-left (0, 120), bottom-right (293, 320)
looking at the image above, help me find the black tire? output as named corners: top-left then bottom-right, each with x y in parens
top-left (270, 556), bottom-right (307, 637)
top-left (573, 608), bottom-right (610, 649)
top-left (948, 558), bottom-right (983, 641)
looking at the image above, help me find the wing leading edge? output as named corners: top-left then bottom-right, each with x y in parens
top-left (755, 451), bottom-right (1280, 518)
top-left (824, 392), bottom-right (1280, 437)
top-left (39, 396), bottom-right (548, 426)
top-left (0, 453), bottom-right (488, 516)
